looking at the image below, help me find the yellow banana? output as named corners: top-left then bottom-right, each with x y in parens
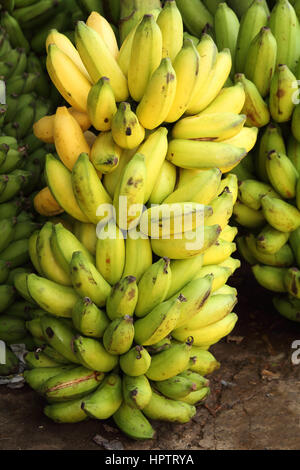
top-left (171, 168), bottom-right (222, 203)
top-left (217, 173), bottom-right (238, 204)
top-left (46, 44), bottom-right (92, 113)
top-left (73, 222), bottom-right (97, 256)
top-left (72, 297), bottom-right (109, 338)
top-left (53, 106), bottom-right (90, 171)
top-left (103, 148), bottom-right (135, 198)
top-left (234, 73), bottom-right (270, 128)
top-left (136, 57), bottom-right (177, 130)
top-left (232, 200), bottom-right (265, 229)
top-left (204, 189), bottom-right (234, 230)
top-left (96, 220), bottom-right (125, 286)
top-left (111, 102), bottom-right (145, 150)
top-left (73, 336), bottom-right (119, 372)
top-left (33, 187), bottom-right (64, 217)
top-left (148, 160), bottom-right (177, 205)
top-left (198, 82), bottom-right (246, 116)
top-left (194, 264), bottom-right (233, 292)
top-left (103, 315), bottom-right (135, 355)
top-left (28, 231), bottom-right (43, 276)
top-left (86, 11), bottom-right (119, 58)
top-left (75, 21), bottom-right (128, 102)
top-left (90, 131), bottom-right (121, 174)
top-left (269, 64), bottom-right (297, 123)
top-left (72, 152), bottom-right (112, 225)
top-left (46, 29), bottom-right (91, 82)
top-left (202, 240), bottom-right (237, 266)
top-left (165, 38), bottom-right (200, 123)
top-left (45, 153), bottom-right (90, 223)
top-left (146, 339), bottom-right (193, 381)
top-left (165, 254), bottom-right (204, 300)
top-left (106, 275), bottom-right (138, 320)
top-left (122, 234), bottom-right (153, 283)
top-left (219, 224), bottom-right (238, 243)
top-left (221, 126), bottom-right (258, 153)
top-left (156, 0), bottom-right (183, 61)
top-left (128, 13), bottom-right (162, 102)
top-left (218, 256), bottom-right (241, 274)
top-left (86, 77), bottom-right (117, 132)
top-left (261, 195), bottom-right (300, 233)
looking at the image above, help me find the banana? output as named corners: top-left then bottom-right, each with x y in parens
top-left (179, 370), bottom-right (209, 389)
top-left (133, 295), bottom-right (184, 346)
top-left (256, 123), bottom-right (287, 182)
top-left (166, 139), bottom-right (247, 173)
top-left (154, 375), bottom-right (198, 400)
top-left (221, 127), bottom-right (258, 154)
top-left (173, 293), bottom-right (237, 332)
top-left (24, 365), bottom-right (76, 393)
top-left (289, 227), bottom-right (300, 267)
top-left (166, 168), bottom-right (222, 205)
top-left (238, 179), bottom-right (280, 211)
top-left (235, 0), bottom-right (268, 73)
top-left (90, 131), bottom-right (121, 174)
top-left (173, 312), bottom-right (238, 348)
top-left (187, 49), bottom-right (232, 114)
top-left (33, 187), bottom-right (63, 218)
top-left (40, 315), bottom-right (81, 364)
top-left (135, 258), bottom-right (171, 318)
top-left (261, 195), bottom-right (300, 233)
top-left (103, 149), bottom-right (135, 198)
top-left (75, 21), bottom-right (128, 102)
top-left (73, 222), bottom-right (97, 256)
top-left (128, 13), bottom-right (162, 102)
top-left (272, 295), bottom-right (300, 322)
top-left (136, 126), bottom-right (168, 203)
top-left (146, 338), bottom-right (193, 382)
top-left (143, 388), bottom-right (196, 423)
top-left (81, 373), bottom-right (122, 419)
top-left (5, 72), bottom-right (40, 95)
top-left (188, 347), bottom-right (220, 375)
top-left (70, 251), bottom-right (111, 308)
top-left (86, 11), bottom-right (119, 58)
top-left (165, 254), bottom-right (204, 300)
top-left (232, 240), bottom-right (255, 269)
top-left (234, 73), bottom-right (270, 127)
top-left (103, 315), bottom-right (134, 355)
top-left (95, 220), bottom-right (125, 286)
top-left (53, 106), bottom-right (90, 171)
top-left (175, 0), bottom-right (213, 37)
top-left (252, 265), bottom-right (288, 293)
top-left (72, 297), bottom-right (109, 338)
top-left (146, 337), bottom-right (172, 355)
top-left (245, 233), bottom-right (294, 267)
top-left (45, 154), bottom-right (90, 223)
top-left (202, 239), bottom-right (237, 266)
top-left (220, 224), bottom-right (238, 243)
top-left (122, 374), bottom-right (152, 410)
top-left (198, 82), bottom-right (246, 116)
top-left (46, 44), bottom-right (92, 112)
top-left (118, 0), bottom-right (161, 44)
top-left (172, 112), bottom-right (246, 142)
top-left (0, 217), bottom-right (16, 253)
top-left (266, 150), bottom-right (299, 199)
top-left (1, 11), bottom-right (30, 53)
top-left (194, 264), bottom-right (232, 292)
top-left (214, 2), bottom-right (240, 78)
top-left (292, 104), bottom-right (300, 142)
top-left (24, 350), bottom-right (62, 369)
top-left (113, 402), bottom-right (155, 440)
top-left (72, 152), bottom-right (112, 225)
top-left (295, 178), bottom-right (300, 210)
top-left (0, 284), bottom-right (17, 314)
top-left (14, 272), bottom-right (34, 303)
top-left (256, 225), bottom-right (290, 255)
top-left (269, 64), bottom-right (297, 123)
top-left (26, 317), bottom-right (46, 342)
top-left (204, 189), bottom-right (234, 230)
top-left (26, 274), bottom-right (80, 319)
top-left (28, 230), bottom-right (43, 276)
top-left (113, 153), bottom-right (146, 231)
top-left (0, 260), bottom-right (10, 284)
top-left (284, 267), bottom-right (300, 298)
top-left (156, 1), bottom-right (182, 62)
top-left (119, 346), bottom-right (151, 376)
top-left (244, 27), bottom-right (277, 98)
top-left (122, 234), bottom-right (153, 283)
top-left (269, 0), bottom-right (299, 72)
top-left (86, 77), bottom-right (117, 132)
top-left (44, 397), bottom-right (88, 423)
top-left (111, 102), bottom-right (145, 150)
top-left (148, 160), bottom-right (177, 205)
top-left (0, 346), bottom-right (19, 376)
top-left (136, 57), bottom-right (177, 130)
top-left (232, 199), bottom-right (265, 229)
top-left (212, 285), bottom-right (237, 296)
top-left (165, 38), bottom-right (200, 123)
top-left (106, 275), bottom-right (138, 320)
top-left (179, 386), bottom-right (210, 405)
top-left (72, 335), bottom-right (118, 372)
top-left (0, 238), bottom-right (29, 269)
top-left (0, 314), bottom-right (27, 343)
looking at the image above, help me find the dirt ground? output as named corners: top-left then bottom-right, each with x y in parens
top-left (0, 259), bottom-right (300, 451)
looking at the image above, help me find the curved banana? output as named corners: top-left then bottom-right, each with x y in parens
top-left (73, 335), bottom-right (119, 372)
top-left (86, 11), bottom-right (119, 58)
top-left (119, 345), bottom-right (152, 376)
top-left (146, 339), bottom-right (193, 381)
top-left (113, 402), bottom-right (155, 440)
top-left (122, 234), bottom-right (153, 283)
top-left (156, 0), bottom-right (183, 62)
top-left (238, 179), bottom-right (280, 211)
top-left (256, 225), bottom-right (290, 255)
top-left (103, 315), bottom-right (135, 355)
top-left (198, 82), bottom-right (246, 116)
top-left (252, 265), bottom-right (288, 293)
top-left (111, 102), bottom-right (145, 150)
top-left (189, 347), bottom-right (220, 375)
top-left (221, 127), bottom-right (258, 153)
top-left (86, 77), bottom-right (117, 132)
top-left (256, 122), bottom-right (286, 183)
top-left (269, 64), bottom-right (297, 123)
top-left (122, 374), bottom-right (152, 410)
top-left (148, 160), bottom-right (177, 205)
top-left (72, 297), bottom-right (109, 338)
top-left (235, 73), bottom-right (270, 127)
top-left (95, 219), bottom-right (125, 286)
top-left (266, 150), bottom-right (299, 199)
top-left (261, 195), bottom-right (300, 233)
top-left (90, 131), bottom-right (121, 174)
top-left (214, 2), bottom-right (239, 77)
top-left (245, 232), bottom-right (295, 267)
top-left (106, 275), bottom-right (138, 320)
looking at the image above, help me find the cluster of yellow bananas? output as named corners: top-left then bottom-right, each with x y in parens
top-left (18, 1), bottom-right (255, 439)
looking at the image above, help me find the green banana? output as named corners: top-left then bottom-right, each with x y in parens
top-left (24, 350), bottom-right (62, 369)
top-left (0, 314), bottom-right (26, 343)
top-left (1, 12), bottom-right (30, 52)
top-left (246, 232), bottom-right (294, 266)
top-left (269, 64), bottom-right (297, 123)
top-left (273, 295), bottom-right (300, 322)
top-left (143, 388), bottom-right (196, 423)
top-left (154, 375), bottom-right (198, 400)
top-left (40, 316), bottom-right (81, 364)
top-left (0, 346), bottom-right (19, 376)
top-left (175, 0), bottom-right (213, 36)
top-left (146, 337), bottom-right (172, 355)
top-left (284, 267), bottom-right (300, 298)
top-left (122, 374), bottom-right (152, 410)
top-left (146, 339), bottom-right (193, 381)
top-left (24, 366), bottom-right (76, 393)
top-left (82, 372), bottom-right (123, 419)
top-left (165, 254), bottom-right (204, 300)
top-left (238, 179), bottom-right (280, 210)
top-left (189, 347), bottom-right (220, 375)
top-left (119, 345), bottom-right (151, 376)
top-left (234, 73), bottom-right (270, 128)
top-left (266, 150), bottom-right (299, 199)
top-left (252, 265), bottom-right (288, 293)
top-left (289, 227), bottom-right (300, 266)
top-left (256, 225), bottom-right (290, 254)
top-left (44, 397), bottom-right (88, 423)
top-left (72, 297), bottom-right (109, 338)
top-left (214, 2), bottom-right (239, 78)
top-left (103, 315), bottom-right (134, 355)
top-left (106, 276), bottom-right (138, 320)
top-left (255, 123), bottom-right (286, 183)
top-left (0, 217), bottom-right (16, 253)
top-left (179, 386), bottom-right (210, 405)
top-left (232, 200), bottom-right (265, 229)
top-left (113, 402), bottom-right (155, 440)
top-left (73, 335), bottom-right (118, 372)
top-left (261, 195), bottom-right (300, 233)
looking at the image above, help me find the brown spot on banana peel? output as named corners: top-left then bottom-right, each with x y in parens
top-left (45, 327), bottom-right (54, 338)
top-left (127, 288), bottom-right (136, 300)
top-left (135, 346), bottom-right (143, 359)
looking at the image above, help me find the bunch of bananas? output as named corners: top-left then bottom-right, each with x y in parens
top-left (3, 0), bottom-right (255, 439)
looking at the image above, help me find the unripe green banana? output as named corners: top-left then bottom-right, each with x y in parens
top-left (235, 0), bottom-right (268, 73)
top-left (0, 217), bottom-right (17, 253)
top-left (0, 260), bottom-right (11, 284)
top-left (44, 397), bottom-right (88, 423)
top-left (269, 0), bottom-right (300, 72)
top-left (87, 77), bottom-right (117, 132)
top-left (113, 402), bottom-right (155, 440)
top-left (154, 375), bottom-right (198, 400)
top-left (24, 350), bottom-right (61, 369)
top-left (234, 73), bottom-right (270, 127)
top-left (81, 373), bottom-right (122, 419)
top-left (41, 345), bottom-right (72, 365)
top-left (70, 251), bottom-right (111, 308)
top-left (261, 195), bottom-right (300, 233)
top-left (0, 287), bottom-right (17, 315)
top-left (272, 294), bottom-right (300, 322)
top-left (119, 345), bottom-right (151, 376)
top-left (269, 64), bottom-right (297, 123)
top-left (103, 315), bottom-right (134, 355)
top-left (1, 12), bottom-right (30, 53)
top-left (0, 346), bottom-right (19, 376)
top-left (143, 388), bottom-right (196, 423)
top-left (284, 267), bottom-right (300, 298)
top-left (146, 337), bottom-right (172, 355)
top-left (175, 0), bottom-right (213, 37)
top-left (25, 317), bottom-right (46, 342)
top-left (122, 374), bottom-right (152, 410)
top-left (244, 26), bottom-right (277, 98)
top-left (146, 338), bottom-right (193, 381)
top-left (214, 2), bottom-right (239, 78)
top-left (246, 232), bottom-right (294, 266)
top-left (24, 366), bottom-right (76, 393)
top-left (189, 347), bottom-right (220, 375)
top-left (73, 335), bottom-right (118, 372)
top-left (133, 295), bottom-right (184, 346)
top-left (179, 370), bottom-right (210, 389)
top-left (135, 258), bottom-right (171, 318)
top-left (266, 150), bottom-right (299, 199)
top-left (232, 200), bottom-right (265, 229)
top-left (40, 366), bottom-right (104, 403)
top-left (106, 276), bottom-right (138, 320)
top-left (252, 265), bottom-right (288, 293)
top-left (255, 123), bottom-right (286, 183)
top-left (256, 225), bottom-right (290, 254)
top-left (236, 236), bottom-right (258, 265)
top-left (238, 179), bottom-right (280, 210)
top-left (40, 316), bottom-right (81, 364)
top-left (179, 386), bottom-right (210, 405)
top-left (291, 103), bottom-right (300, 142)
top-left (72, 297), bottom-right (109, 338)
